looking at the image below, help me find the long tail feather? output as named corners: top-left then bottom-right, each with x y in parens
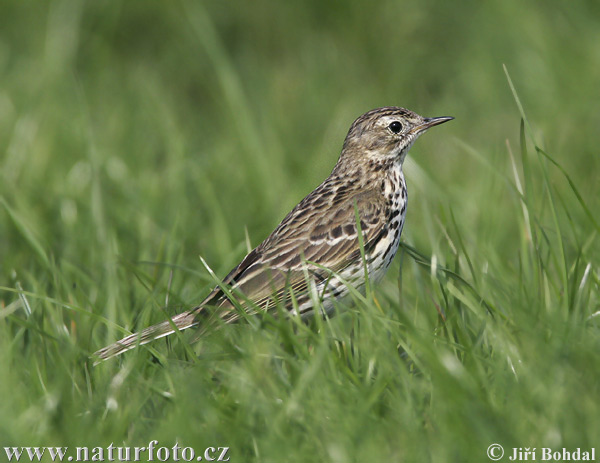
top-left (92, 309), bottom-right (200, 363)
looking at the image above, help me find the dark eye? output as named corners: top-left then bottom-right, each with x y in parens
top-left (388, 121), bottom-right (403, 134)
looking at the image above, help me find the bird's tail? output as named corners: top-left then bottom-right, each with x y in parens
top-left (92, 309), bottom-right (201, 364)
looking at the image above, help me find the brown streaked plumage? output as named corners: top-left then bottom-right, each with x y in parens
top-left (93, 107), bottom-right (453, 362)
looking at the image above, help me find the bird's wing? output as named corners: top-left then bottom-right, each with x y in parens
top-left (92, 186), bottom-right (391, 362)
top-left (203, 186), bottom-right (390, 318)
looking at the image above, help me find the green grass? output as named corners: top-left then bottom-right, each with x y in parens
top-left (1, 2), bottom-right (599, 462)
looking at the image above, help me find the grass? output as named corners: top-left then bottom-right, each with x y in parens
top-left (1, 2), bottom-right (599, 462)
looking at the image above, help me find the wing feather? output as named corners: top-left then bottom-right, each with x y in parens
top-left (205, 186), bottom-right (389, 313)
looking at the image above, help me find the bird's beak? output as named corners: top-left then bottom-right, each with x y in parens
top-left (423, 116), bottom-right (454, 128)
top-left (411, 116), bottom-right (454, 134)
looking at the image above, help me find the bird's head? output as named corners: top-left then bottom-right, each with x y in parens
top-left (339, 106), bottom-right (453, 170)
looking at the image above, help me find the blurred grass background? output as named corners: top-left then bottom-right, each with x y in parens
top-left (0, 1), bottom-right (599, 461)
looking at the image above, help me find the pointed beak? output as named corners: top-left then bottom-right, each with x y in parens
top-left (422, 116), bottom-right (454, 129)
top-left (411, 116), bottom-right (454, 134)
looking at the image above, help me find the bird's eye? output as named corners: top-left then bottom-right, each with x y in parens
top-left (388, 121), bottom-right (403, 134)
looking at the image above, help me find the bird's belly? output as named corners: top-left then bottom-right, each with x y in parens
top-left (365, 214), bottom-right (405, 283)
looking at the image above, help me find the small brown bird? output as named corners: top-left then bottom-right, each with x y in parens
top-left (94, 107), bottom-right (452, 361)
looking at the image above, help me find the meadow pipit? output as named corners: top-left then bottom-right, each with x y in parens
top-left (94, 107), bottom-right (453, 361)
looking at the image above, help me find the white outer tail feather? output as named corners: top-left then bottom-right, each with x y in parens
top-left (93, 310), bottom-right (200, 364)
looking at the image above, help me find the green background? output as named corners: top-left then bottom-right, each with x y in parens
top-left (1, 1), bottom-right (599, 462)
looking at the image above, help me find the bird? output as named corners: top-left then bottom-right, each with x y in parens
top-left (93, 107), bottom-right (453, 362)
